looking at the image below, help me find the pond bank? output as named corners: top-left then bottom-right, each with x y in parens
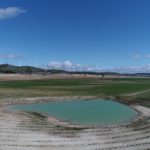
top-left (1, 96), bottom-right (149, 129)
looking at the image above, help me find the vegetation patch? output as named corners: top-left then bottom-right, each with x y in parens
top-left (0, 77), bottom-right (149, 107)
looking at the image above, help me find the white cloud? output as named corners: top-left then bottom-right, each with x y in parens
top-left (0, 54), bottom-right (23, 59)
top-left (133, 54), bottom-right (150, 59)
top-left (133, 54), bottom-right (142, 59)
top-left (47, 60), bottom-right (150, 73)
top-left (47, 60), bottom-right (97, 72)
top-left (0, 7), bottom-right (26, 20)
top-left (145, 54), bottom-right (150, 58)
top-left (47, 61), bottom-right (62, 70)
top-left (106, 64), bottom-right (150, 73)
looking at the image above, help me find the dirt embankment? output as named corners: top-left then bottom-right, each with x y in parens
top-left (0, 103), bottom-right (150, 150)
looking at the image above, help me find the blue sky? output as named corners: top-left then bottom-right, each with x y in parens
top-left (0, 0), bottom-right (150, 72)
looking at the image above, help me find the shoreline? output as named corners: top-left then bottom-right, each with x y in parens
top-left (2, 96), bottom-right (148, 129)
top-left (0, 95), bottom-right (139, 106)
top-left (0, 96), bottom-right (150, 150)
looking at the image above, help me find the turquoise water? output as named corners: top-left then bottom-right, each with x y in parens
top-left (12, 100), bottom-right (138, 125)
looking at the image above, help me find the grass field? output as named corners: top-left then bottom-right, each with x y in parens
top-left (0, 77), bottom-right (150, 107)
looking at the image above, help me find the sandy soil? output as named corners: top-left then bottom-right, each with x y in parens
top-left (0, 73), bottom-right (102, 81)
top-left (0, 73), bottom-right (143, 81)
top-left (0, 97), bottom-right (150, 150)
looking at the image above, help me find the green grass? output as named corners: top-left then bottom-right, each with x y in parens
top-left (0, 78), bottom-right (150, 106)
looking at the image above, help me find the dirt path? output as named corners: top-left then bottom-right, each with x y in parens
top-left (122, 89), bottom-right (150, 97)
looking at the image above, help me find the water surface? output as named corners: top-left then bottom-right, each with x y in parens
top-left (12, 99), bottom-right (138, 125)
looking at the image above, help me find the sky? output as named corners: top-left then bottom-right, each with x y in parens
top-left (0, 0), bottom-right (150, 73)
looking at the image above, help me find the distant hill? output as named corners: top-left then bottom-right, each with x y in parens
top-left (0, 64), bottom-right (44, 74)
top-left (0, 64), bottom-right (150, 77)
top-left (0, 64), bottom-right (66, 74)
top-left (0, 64), bottom-right (117, 75)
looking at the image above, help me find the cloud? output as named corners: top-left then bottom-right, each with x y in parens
top-left (133, 54), bottom-right (142, 59)
top-left (133, 54), bottom-right (150, 59)
top-left (105, 64), bottom-right (150, 73)
top-left (0, 7), bottom-right (26, 20)
top-left (47, 60), bottom-right (97, 72)
top-left (47, 60), bottom-right (150, 73)
top-left (0, 54), bottom-right (23, 59)
top-left (145, 54), bottom-right (150, 58)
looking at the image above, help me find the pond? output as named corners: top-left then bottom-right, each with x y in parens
top-left (11, 99), bottom-right (138, 126)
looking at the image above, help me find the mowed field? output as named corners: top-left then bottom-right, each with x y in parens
top-left (0, 75), bottom-right (150, 107)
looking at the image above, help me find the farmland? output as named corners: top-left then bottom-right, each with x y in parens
top-left (0, 76), bottom-right (150, 107)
